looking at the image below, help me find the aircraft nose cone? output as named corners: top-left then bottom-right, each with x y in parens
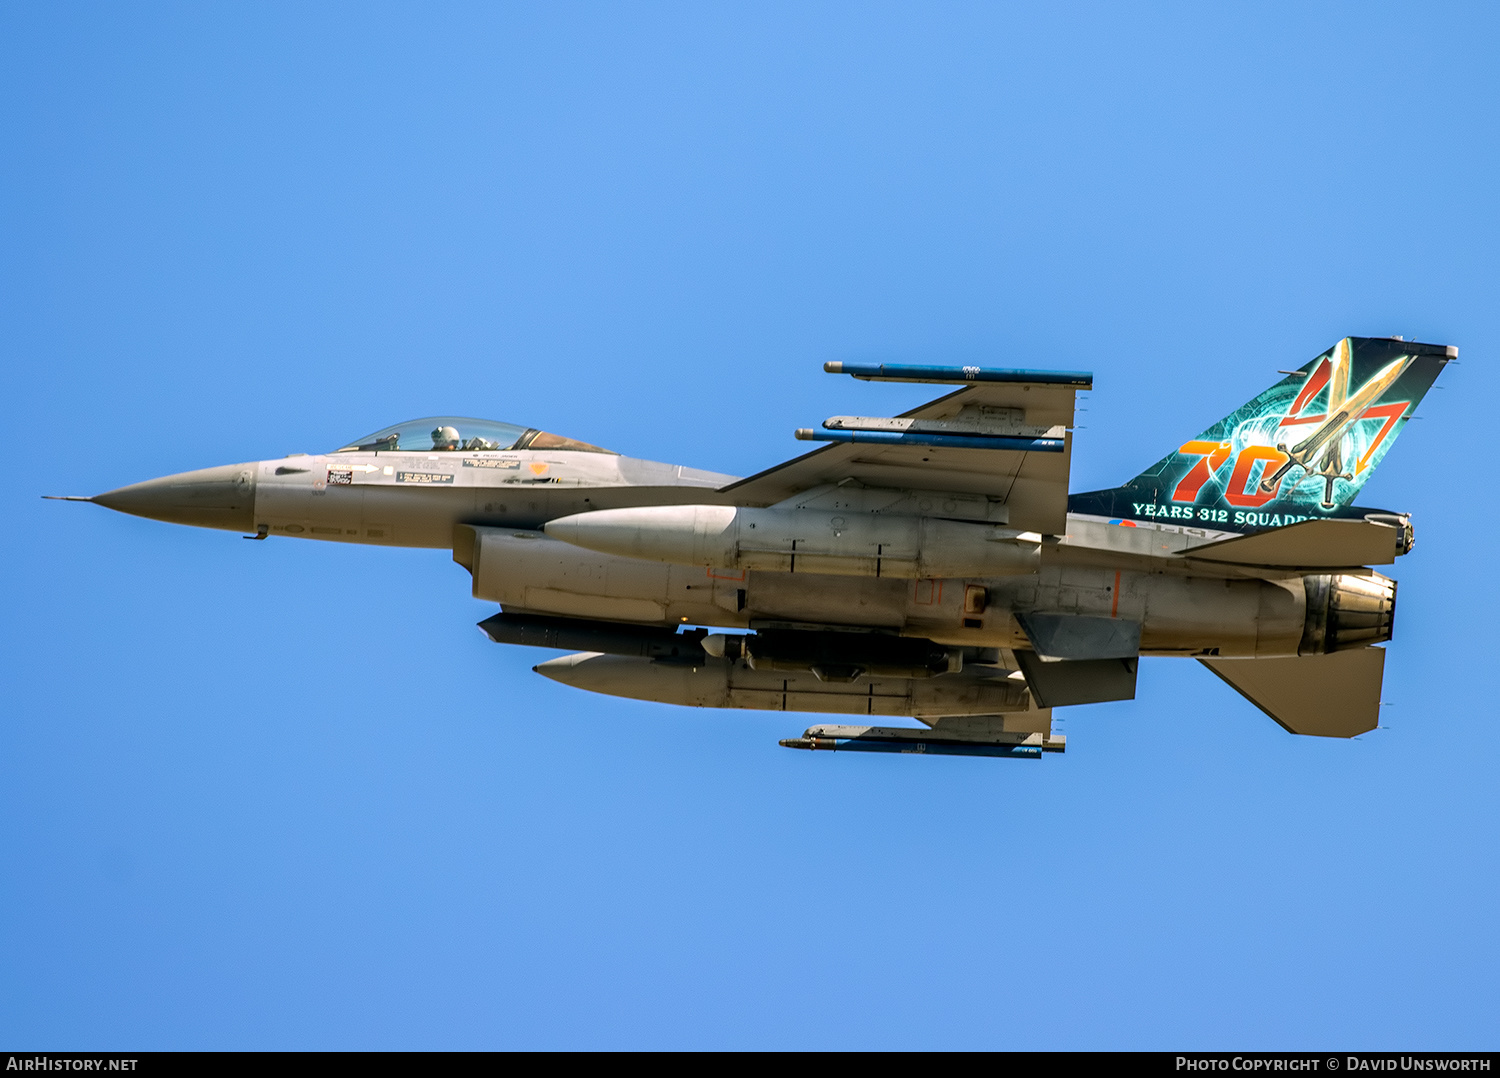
top-left (93, 463), bottom-right (257, 532)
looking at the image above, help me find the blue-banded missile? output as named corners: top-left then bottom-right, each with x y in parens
top-left (778, 723), bottom-right (1063, 758)
top-left (823, 362), bottom-right (1093, 388)
top-left (795, 428), bottom-right (1064, 452)
top-left (780, 735), bottom-right (1044, 758)
top-left (822, 413), bottom-right (1064, 437)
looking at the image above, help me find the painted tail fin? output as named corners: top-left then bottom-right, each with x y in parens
top-left (1069, 336), bottom-right (1454, 532)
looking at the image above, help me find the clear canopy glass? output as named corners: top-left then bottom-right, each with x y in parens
top-left (333, 416), bottom-right (614, 454)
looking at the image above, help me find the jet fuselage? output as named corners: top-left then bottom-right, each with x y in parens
top-left (91, 443), bottom-right (1364, 662)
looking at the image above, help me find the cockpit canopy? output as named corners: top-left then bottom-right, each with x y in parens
top-left (333, 416), bottom-right (615, 455)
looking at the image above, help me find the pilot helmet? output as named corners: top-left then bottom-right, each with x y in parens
top-left (431, 425), bottom-right (462, 450)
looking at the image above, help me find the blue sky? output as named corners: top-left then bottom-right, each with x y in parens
top-left (3, 2), bottom-right (1497, 1049)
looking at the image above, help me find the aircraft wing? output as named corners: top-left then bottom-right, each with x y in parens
top-left (719, 364), bottom-right (1091, 535)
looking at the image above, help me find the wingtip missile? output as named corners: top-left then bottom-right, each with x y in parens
top-left (822, 361), bottom-right (1093, 387)
top-left (780, 734), bottom-right (1045, 759)
top-left (780, 725), bottom-right (1064, 759)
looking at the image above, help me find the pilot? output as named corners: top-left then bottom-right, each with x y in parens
top-left (431, 425), bottom-right (462, 451)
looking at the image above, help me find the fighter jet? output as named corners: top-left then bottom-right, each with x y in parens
top-left (52, 335), bottom-right (1452, 759)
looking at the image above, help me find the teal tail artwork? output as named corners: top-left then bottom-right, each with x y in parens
top-left (1069, 336), bottom-right (1454, 532)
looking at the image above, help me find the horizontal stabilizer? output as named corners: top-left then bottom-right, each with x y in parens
top-left (1199, 647), bottom-right (1385, 737)
top-left (1186, 518), bottom-right (1405, 568)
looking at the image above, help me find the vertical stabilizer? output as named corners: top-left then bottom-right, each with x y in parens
top-left (1069, 337), bottom-right (1453, 532)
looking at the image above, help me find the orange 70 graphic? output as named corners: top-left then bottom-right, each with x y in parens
top-left (1170, 441), bottom-right (1233, 502)
top-left (1172, 440), bottom-right (1291, 508)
